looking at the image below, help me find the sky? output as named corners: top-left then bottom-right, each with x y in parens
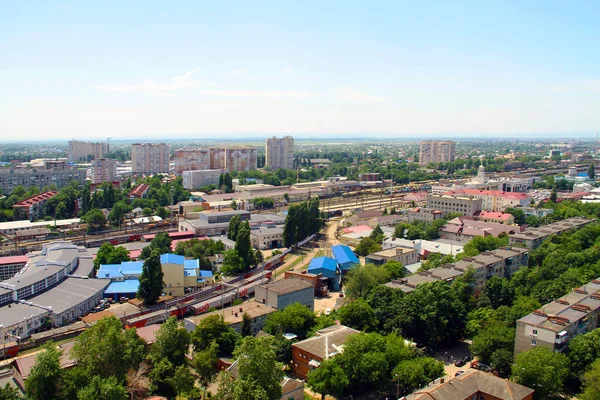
top-left (1, 1), bottom-right (600, 141)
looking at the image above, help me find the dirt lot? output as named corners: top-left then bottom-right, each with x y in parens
top-left (314, 294), bottom-right (346, 315)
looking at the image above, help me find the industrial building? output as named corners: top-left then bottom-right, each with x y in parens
top-left (255, 279), bottom-right (314, 311)
top-left (331, 244), bottom-right (359, 272)
top-left (182, 169), bottom-right (222, 189)
top-left (308, 257), bottom-right (341, 291)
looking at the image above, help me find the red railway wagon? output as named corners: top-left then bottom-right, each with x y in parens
top-left (0, 341), bottom-right (19, 359)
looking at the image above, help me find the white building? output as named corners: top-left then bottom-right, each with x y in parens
top-left (182, 169), bottom-right (223, 190)
top-left (266, 136), bottom-right (294, 170)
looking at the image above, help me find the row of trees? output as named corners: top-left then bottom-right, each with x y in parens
top-left (282, 197), bottom-right (322, 247)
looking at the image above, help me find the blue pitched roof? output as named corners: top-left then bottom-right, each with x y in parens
top-left (120, 261), bottom-right (144, 275)
top-left (184, 259), bottom-right (199, 270)
top-left (97, 264), bottom-right (123, 279)
top-left (308, 257), bottom-right (339, 273)
top-left (199, 270), bottom-right (213, 278)
top-left (105, 280), bottom-right (140, 294)
top-left (331, 245), bottom-right (359, 266)
top-left (160, 253), bottom-right (185, 265)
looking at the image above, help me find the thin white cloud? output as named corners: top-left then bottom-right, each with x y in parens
top-left (57, 3), bottom-right (71, 9)
top-left (96, 68), bottom-right (203, 94)
top-left (335, 87), bottom-right (382, 103)
top-left (197, 89), bottom-right (313, 99)
top-left (230, 69), bottom-right (248, 76)
top-left (548, 80), bottom-right (600, 93)
top-left (283, 68), bottom-right (292, 75)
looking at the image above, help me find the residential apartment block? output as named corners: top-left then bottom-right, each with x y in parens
top-left (184, 300), bottom-right (277, 335)
top-left (385, 247), bottom-right (529, 293)
top-left (0, 169), bottom-right (86, 193)
top-left (426, 194), bottom-right (483, 217)
top-left (182, 169), bottom-right (222, 190)
top-left (12, 191), bottom-right (58, 221)
top-left (265, 136), bottom-right (294, 170)
top-left (419, 140), bottom-right (456, 166)
top-left (515, 278), bottom-right (600, 357)
top-left (68, 140), bottom-right (108, 162)
top-left (508, 217), bottom-right (594, 249)
top-left (174, 146), bottom-right (257, 174)
top-left (91, 158), bottom-right (116, 184)
top-left (406, 207), bottom-right (443, 223)
top-left (131, 143), bottom-right (170, 175)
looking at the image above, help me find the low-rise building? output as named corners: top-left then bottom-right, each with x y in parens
top-left (514, 278), bottom-right (600, 357)
top-left (255, 279), bottom-right (314, 311)
top-left (291, 324), bottom-right (360, 379)
top-left (516, 206), bottom-right (553, 218)
top-left (406, 207), bottom-right (443, 223)
top-left (331, 245), bottom-right (360, 273)
top-left (184, 300), bottom-right (277, 335)
top-left (250, 227), bottom-right (284, 249)
top-left (444, 189), bottom-right (531, 212)
top-left (182, 169), bottom-right (223, 190)
top-left (308, 257), bottom-right (341, 291)
top-left (404, 369), bottom-right (534, 400)
top-left (441, 217), bottom-right (523, 244)
top-left (129, 184), bottom-right (150, 199)
top-left (426, 194), bottom-right (483, 217)
top-left (474, 210), bottom-right (515, 225)
top-left (508, 217), bottom-right (594, 249)
top-left (12, 191), bottom-right (58, 221)
top-left (365, 247), bottom-right (418, 266)
top-left (0, 255), bottom-right (28, 280)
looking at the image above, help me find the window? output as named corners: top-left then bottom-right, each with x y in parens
top-left (531, 339), bottom-right (537, 346)
top-left (533, 329), bottom-right (538, 335)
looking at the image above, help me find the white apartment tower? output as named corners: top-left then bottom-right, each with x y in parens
top-left (266, 136), bottom-right (294, 170)
top-left (91, 158), bottom-right (116, 184)
top-left (131, 143), bottom-right (170, 175)
top-left (419, 140), bottom-right (456, 166)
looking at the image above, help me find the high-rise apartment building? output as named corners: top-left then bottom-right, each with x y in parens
top-left (174, 148), bottom-right (212, 175)
top-left (91, 158), bottom-right (116, 184)
top-left (131, 143), bottom-right (170, 175)
top-left (68, 140), bottom-right (108, 162)
top-left (174, 146), bottom-right (257, 175)
top-left (265, 136), bottom-right (294, 170)
top-left (419, 140), bottom-right (456, 166)
top-left (225, 146), bottom-right (257, 172)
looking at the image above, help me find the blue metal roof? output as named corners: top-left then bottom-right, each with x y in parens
top-left (331, 245), bottom-right (359, 266)
top-left (97, 264), bottom-right (123, 279)
top-left (184, 259), bottom-right (199, 270)
top-left (199, 270), bottom-right (213, 278)
top-left (120, 261), bottom-right (144, 275)
top-left (105, 280), bottom-right (140, 294)
top-left (160, 253), bottom-right (185, 265)
top-left (308, 256), bottom-right (339, 274)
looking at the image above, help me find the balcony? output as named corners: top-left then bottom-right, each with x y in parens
top-left (555, 330), bottom-right (568, 345)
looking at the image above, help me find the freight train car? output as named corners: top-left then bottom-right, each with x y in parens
top-left (124, 306), bottom-right (179, 329)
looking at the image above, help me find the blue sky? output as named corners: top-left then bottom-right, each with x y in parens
top-left (1, 1), bottom-right (599, 140)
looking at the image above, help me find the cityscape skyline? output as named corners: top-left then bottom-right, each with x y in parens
top-left (2, 1), bottom-right (600, 140)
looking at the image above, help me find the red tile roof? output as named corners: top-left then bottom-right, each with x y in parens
top-left (0, 255), bottom-right (28, 265)
top-left (12, 191), bottom-right (58, 208)
top-left (477, 211), bottom-right (514, 221)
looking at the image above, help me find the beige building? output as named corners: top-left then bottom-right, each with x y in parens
top-left (225, 146), bottom-right (257, 172)
top-left (419, 140), bottom-right (456, 166)
top-left (266, 136), bottom-right (294, 170)
top-left (250, 227), bottom-right (284, 249)
top-left (131, 143), bottom-right (170, 175)
top-left (406, 207), bottom-right (443, 223)
top-left (184, 300), bottom-right (277, 335)
top-left (91, 158), bottom-right (116, 184)
top-left (509, 217), bottom-right (594, 250)
top-left (426, 194), bottom-right (482, 217)
top-left (255, 279), bottom-right (314, 310)
top-left (68, 140), bottom-right (108, 162)
top-left (365, 247), bottom-right (418, 266)
top-left (182, 169), bottom-right (222, 190)
top-left (515, 278), bottom-right (600, 357)
top-left (174, 148), bottom-right (212, 175)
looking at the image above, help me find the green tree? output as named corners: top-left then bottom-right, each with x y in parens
top-left (482, 276), bottom-right (515, 308)
top-left (193, 341), bottom-right (219, 398)
top-left (588, 163), bottom-right (595, 180)
top-left (94, 243), bottom-right (130, 269)
top-left (221, 249), bottom-right (245, 276)
top-left (307, 359), bottom-right (349, 400)
top-left (227, 214), bottom-right (241, 240)
top-left (108, 201), bottom-right (131, 226)
top-left (338, 299), bottom-right (377, 331)
top-left (369, 224), bottom-right (385, 243)
top-left (382, 260), bottom-right (405, 280)
top-left (81, 208), bottom-right (106, 232)
top-left (25, 342), bottom-right (62, 400)
top-left (505, 207), bottom-right (526, 225)
top-left (137, 249), bottom-right (164, 305)
top-left (235, 221), bottom-right (255, 267)
top-left (511, 347), bottom-right (569, 400)
top-left (550, 186), bottom-right (558, 203)
top-left (263, 303), bottom-right (316, 339)
top-left (241, 312), bottom-right (252, 337)
top-left (168, 365), bottom-right (196, 398)
top-left (71, 316), bottom-right (146, 379)
top-left (392, 357), bottom-right (444, 395)
top-left (568, 328), bottom-right (600, 378)
top-left (472, 324), bottom-right (515, 371)
top-left (233, 337), bottom-right (284, 400)
top-left (345, 264), bottom-right (390, 299)
top-left (0, 384), bottom-right (19, 400)
top-left (255, 249), bottom-right (264, 264)
top-left (151, 316), bottom-right (190, 366)
top-left (580, 359), bottom-right (600, 400)
top-left (191, 315), bottom-right (241, 356)
top-left (354, 237), bottom-right (382, 256)
top-left (77, 376), bottom-right (128, 400)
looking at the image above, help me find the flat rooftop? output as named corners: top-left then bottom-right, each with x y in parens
top-left (186, 300), bottom-right (276, 327)
top-left (258, 279), bottom-right (313, 295)
top-left (27, 277), bottom-right (109, 314)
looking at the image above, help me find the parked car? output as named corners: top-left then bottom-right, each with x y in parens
top-left (454, 355), bottom-right (471, 367)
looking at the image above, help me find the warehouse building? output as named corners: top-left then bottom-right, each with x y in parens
top-left (255, 279), bottom-right (314, 311)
